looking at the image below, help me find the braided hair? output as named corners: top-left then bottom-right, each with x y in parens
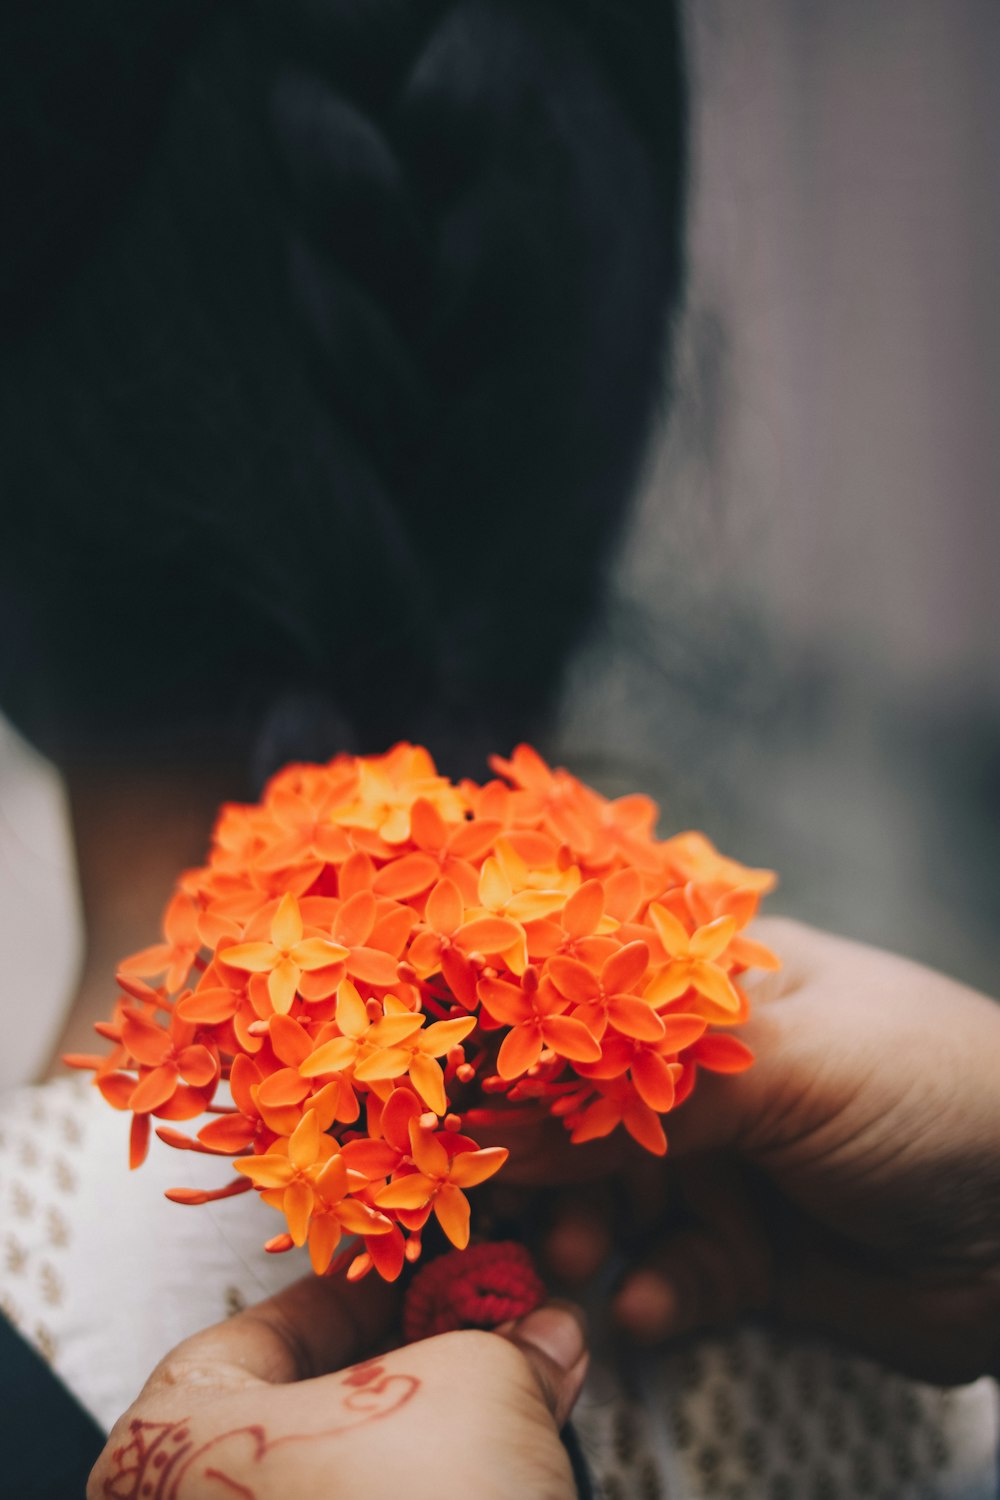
top-left (0, 0), bottom-right (687, 782)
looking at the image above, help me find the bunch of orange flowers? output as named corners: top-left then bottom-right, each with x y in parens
top-left (69, 744), bottom-right (779, 1282)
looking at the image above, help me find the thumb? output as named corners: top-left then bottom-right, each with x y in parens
top-left (143, 1270), bottom-right (399, 1396)
top-left (498, 1303), bottom-right (590, 1429)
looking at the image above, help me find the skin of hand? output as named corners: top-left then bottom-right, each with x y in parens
top-left (525, 919), bottom-right (1000, 1384)
top-left (87, 1276), bottom-right (588, 1500)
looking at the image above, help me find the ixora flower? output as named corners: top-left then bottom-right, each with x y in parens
top-left (67, 743), bottom-right (780, 1281)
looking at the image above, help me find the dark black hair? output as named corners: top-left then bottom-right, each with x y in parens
top-left (0, 0), bottom-right (687, 783)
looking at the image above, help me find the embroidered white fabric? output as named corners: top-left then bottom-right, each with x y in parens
top-left (1, 1076), bottom-right (997, 1499)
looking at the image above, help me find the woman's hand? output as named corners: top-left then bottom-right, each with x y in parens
top-left (541, 919), bottom-right (1000, 1383)
top-left (88, 1274), bottom-right (588, 1500)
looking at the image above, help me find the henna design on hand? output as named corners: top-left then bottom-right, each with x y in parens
top-left (101, 1362), bottom-right (420, 1499)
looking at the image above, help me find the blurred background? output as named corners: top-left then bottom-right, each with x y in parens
top-left (2, 0), bottom-right (998, 1086)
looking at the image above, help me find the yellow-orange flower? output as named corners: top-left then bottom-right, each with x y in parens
top-left (375, 1120), bottom-right (508, 1249)
top-left (221, 892), bottom-right (349, 1014)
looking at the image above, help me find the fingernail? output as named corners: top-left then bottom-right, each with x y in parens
top-left (513, 1301), bottom-right (587, 1372)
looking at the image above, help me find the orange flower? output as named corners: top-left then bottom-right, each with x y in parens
top-left (221, 892), bottom-right (349, 1014)
top-left (329, 743), bottom-right (467, 844)
top-left (375, 1120), bottom-right (508, 1249)
top-left (566, 1077), bottom-right (672, 1156)
top-left (478, 970), bottom-right (601, 1079)
top-left (118, 1007), bottom-right (219, 1116)
top-left (235, 1112), bottom-right (391, 1271)
top-left (299, 981), bottom-right (474, 1114)
top-left (300, 890), bottom-right (404, 992)
top-left (77, 741), bottom-right (778, 1281)
top-left (643, 906), bottom-right (742, 1014)
top-left (364, 793), bottom-right (496, 905)
top-left (576, 1011), bottom-right (708, 1111)
top-left (408, 877), bottom-right (519, 1007)
top-left (546, 940), bottom-right (661, 1041)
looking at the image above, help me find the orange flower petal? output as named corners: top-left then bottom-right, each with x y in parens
top-left (197, 1115), bottom-right (257, 1154)
top-left (129, 1113), bottom-right (151, 1170)
top-left (220, 942), bottom-right (277, 974)
top-left (272, 891), bottom-right (304, 951)
top-left (300, 1037), bottom-right (356, 1078)
top-left (353, 1047), bottom-right (411, 1083)
top-left (658, 1014), bottom-right (709, 1052)
top-left (539, 1015), bottom-right (601, 1063)
top-left (455, 915), bottom-right (525, 954)
top-left (408, 1120), bottom-right (449, 1176)
top-left (335, 891), bottom-right (377, 948)
top-left (728, 935), bottom-right (782, 972)
top-left (647, 904), bottom-right (690, 957)
top-left (562, 879), bottom-right (604, 939)
top-left (420, 1016), bottom-right (476, 1055)
top-left (622, 1095), bottom-right (668, 1155)
top-left (373, 853), bottom-right (439, 900)
top-left (368, 1014), bottom-right (424, 1047)
top-left (228, 1053), bottom-right (260, 1116)
top-left (347, 948), bottom-right (400, 987)
top-left (269, 1012), bottom-right (313, 1069)
top-left (97, 1071), bottom-right (138, 1111)
top-left (376, 1173), bottom-right (434, 1211)
top-left (166, 1178), bottom-right (253, 1206)
top-left (440, 949), bottom-right (478, 1009)
top-left (268, 958), bottom-right (300, 1015)
top-left (631, 1051), bottom-right (676, 1112)
top-left (603, 868), bottom-right (642, 922)
top-left (177, 1044), bottom-right (217, 1088)
top-left (284, 1178), bottom-right (314, 1246)
top-left (570, 1096), bottom-right (622, 1144)
top-left (478, 977), bottom-right (531, 1026)
top-left (644, 965), bottom-right (693, 1008)
top-left (335, 979), bottom-right (368, 1037)
top-left (340, 1139), bottom-right (399, 1177)
top-left (689, 915), bottom-right (736, 962)
top-left (496, 1023), bottom-right (543, 1080)
top-left (338, 1201), bottom-right (393, 1236)
top-left (367, 1225), bottom-right (406, 1282)
top-left (121, 1009), bottom-right (173, 1067)
top-left (689, 961), bottom-right (741, 1014)
top-left (408, 1054), bottom-right (446, 1115)
top-left (292, 938), bottom-right (351, 971)
top-left (130, 1064), bottom-right (178, 1115)
top-left (308, 1214), bottom-right (343, 1275)
top-left (606, 996), bottom-right (665, 1042)
top-left (505, 890), bottom-right (569, 923)
top-left (547, 957), bottom-right (599, 1005)
top-left (234, 1155), bottom-right (294, 1189)
top-left (175, 987), bottom-right (237, 1024)
top-left (448, 1146), bottom-right (509, 1189)
top-left (434, 1184), bottom-right (471, 1250)
top-left (425, 878), bottom-right (463, 937)
top-left (257, 1067), bottom-right (311, 1108)
top-left (601, 940), bottom-right (649, 995)
top-left (316, 1154), bottom-right (349, 1200)
top-left (690, 1034), bottom-right (755, 1072)
top-left (410, 796), bottom-right (448, 851)
top-left (289, 1109), bottom-right (320, 1170)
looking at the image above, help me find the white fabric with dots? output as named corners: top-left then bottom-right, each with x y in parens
top-left (0, 1077), bottom-right (307, 1430)
top-left (575, 1336), bottom-right (998, 1499)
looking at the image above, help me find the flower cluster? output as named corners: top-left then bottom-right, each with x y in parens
top-left (68, 744), bottom-right (779, 1281)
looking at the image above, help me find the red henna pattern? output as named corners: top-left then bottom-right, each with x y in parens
top-left (102, 1365), bottom-right (419, 1499)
